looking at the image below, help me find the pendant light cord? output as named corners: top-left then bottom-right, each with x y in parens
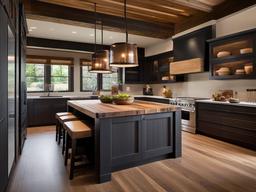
top-left (125, 0), bottom-right (128, 43)
top-left (94, 3), bottom-right (97, 53)
top-left (101, 19), bottom-right (103, 49)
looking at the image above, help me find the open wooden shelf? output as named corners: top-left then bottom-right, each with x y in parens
top-left (211, 53), bottom-right (253, 65)
top-left (208, 28), bottom-right (256, 80)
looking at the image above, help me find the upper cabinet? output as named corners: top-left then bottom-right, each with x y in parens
top-left (125, 48), bottom-right (145, 84)
top-left (144, 51), bottom-right (184, 84)
top-left (208, 28), bottom-right (256, 80)
top-left (170, 26), bottom-right (215, 75)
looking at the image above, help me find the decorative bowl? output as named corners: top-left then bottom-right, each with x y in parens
top-left (99, 95), bottom-right (113, 103)
top-left (240, 48), bottom-right (252, 54)
top-left (217, 51), bottom-right (231, 58)
top-left (216, 67), bottom-right (230, 76)
top-left (113, 96), bottom-right (134, 105)
top-left (244, 65), bottom-right (253, 74)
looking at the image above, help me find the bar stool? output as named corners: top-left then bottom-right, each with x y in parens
top-left (56, 114), bottom-right (78, 154)
top-left (63, 120), bottom-right (92, 180)
top-left (55, 112), bottom-right (73, 141)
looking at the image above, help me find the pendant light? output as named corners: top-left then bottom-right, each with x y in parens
top-left (110, 0), bottom-right (138, 67)
top-left (90, 3), bottom-right (112, 74)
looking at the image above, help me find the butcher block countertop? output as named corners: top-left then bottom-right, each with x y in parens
top-left (68, 99), bottom-right (180, 118)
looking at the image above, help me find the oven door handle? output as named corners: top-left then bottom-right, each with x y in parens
top-left (181, 109), bottom-right (195, 112)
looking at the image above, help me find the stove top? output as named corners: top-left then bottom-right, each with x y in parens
top-left (169, 97), bottom-right (209, 111)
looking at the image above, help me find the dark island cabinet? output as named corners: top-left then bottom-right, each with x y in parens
top-left (27, 98), bottom-right (69, 126)
top-left (196, 102), bottom-right (256, 150)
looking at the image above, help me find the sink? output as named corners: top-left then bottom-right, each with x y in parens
top-left (39, 95), bottom-right (63, 98)
top-left (90, 95), bottom-right (99, 99)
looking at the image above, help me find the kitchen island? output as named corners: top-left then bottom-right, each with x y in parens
top-left (67, 99), bottom-right (181, 183)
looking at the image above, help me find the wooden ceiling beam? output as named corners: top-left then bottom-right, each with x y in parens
top-left (175, 0), bottom-right (256, 33)
top-left (37, 0), bottom-right (187, 23)
top-left (168, 0), bottom-right (213, 12)
top-left (24, 0), bottom-right (174, 39)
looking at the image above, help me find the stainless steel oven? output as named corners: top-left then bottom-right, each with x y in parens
top-left (181, 109), bottom-right (196, 133)
top-left (170, 97), bottom-right (208, 133)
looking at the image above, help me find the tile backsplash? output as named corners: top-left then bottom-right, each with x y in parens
top-left (125, 72), bottom-right (256, 101)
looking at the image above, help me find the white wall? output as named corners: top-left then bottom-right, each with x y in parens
top-left (129, 5), bottom-right (256, 100)
top-left (27, 48), bottom-right (95, 96)
top-left (216, 5), bottom-right (256, 37)
top-left (145, 38), bottom-right (173, 57)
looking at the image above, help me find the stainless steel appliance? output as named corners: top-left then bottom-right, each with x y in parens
top-left (169, 97), bottom-right (208, 133)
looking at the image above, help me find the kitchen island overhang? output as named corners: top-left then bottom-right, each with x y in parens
top-left (67, 100), bottom-right (182, 183)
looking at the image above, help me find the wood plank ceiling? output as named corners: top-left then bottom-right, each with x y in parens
top-left (24, 0), bottom-right (256, 39)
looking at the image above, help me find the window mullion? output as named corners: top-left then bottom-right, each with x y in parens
top-left (45, 65), bottom-right (51, 91)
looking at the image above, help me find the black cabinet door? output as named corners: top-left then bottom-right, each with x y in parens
top-left (27, 98), bottom-right (69, 127)
top-left (0, 4), bottom-right (9, 192)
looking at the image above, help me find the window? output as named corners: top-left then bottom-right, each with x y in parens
top-left (51, 65), bottom-right (70, 91)
top-left (26, 64), bottom-right (45, 92)
top-left (102, 70), bottom-right (119, 90)
top-left (80, 59), bottom-right (119, 91)
top-left (26, 55), bottom-right (74, 92)
top-left (80, 59), bottom-right (97, 91)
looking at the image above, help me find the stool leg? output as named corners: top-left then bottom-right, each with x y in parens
top-left (62, 129), bottom-right (66, 155)
top-left (55, 121), bottom-right (58, 142)
top-left (70, 139), bottom-right (76, 180)
top-left (58, 125), bottom-right (62, 145)
top-left (64, 133), bottom-right (69, 166)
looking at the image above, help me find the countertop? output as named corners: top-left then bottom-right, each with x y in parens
top-left (196, 99), bottom-right (256, 108)
top-left (68, 99), bottom-right (180, 118)
top-left (27, 95), bottom-right (98, 100)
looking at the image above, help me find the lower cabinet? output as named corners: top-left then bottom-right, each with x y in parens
top-left (27, 98), bottom-right (69, 126)
top-left (196, 102), bottom-right (256, 150)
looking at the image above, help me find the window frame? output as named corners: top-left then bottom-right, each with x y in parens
top-left (80, 64), bottom-right (99, 92)
top-left (26, 63), bottom-right (45, 92)
top-left (80, 59), bottom-right (120, 92)
top-left (26, 55), bottom-right (74, 93)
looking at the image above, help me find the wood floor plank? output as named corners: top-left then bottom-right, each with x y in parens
top-left (8, 126), bottom-right (256, 192)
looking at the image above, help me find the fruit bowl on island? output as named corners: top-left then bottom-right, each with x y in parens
top-left (99, 95), bottom-right (113, 104)
top-left (113, 93), bottom-right (134, 105)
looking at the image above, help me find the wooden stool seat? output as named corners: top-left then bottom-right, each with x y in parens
top-left (58, 115), bottom-right (78, 122)
top-left (55, 114), bottom-right (78, 149)
top-left (64, 121), bottom-right (92, 139)
top-left (55, 112), bottom-right (72, 118)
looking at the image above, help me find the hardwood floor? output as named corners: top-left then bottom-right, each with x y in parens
top-left (8, 126), bottom-right (256, 192)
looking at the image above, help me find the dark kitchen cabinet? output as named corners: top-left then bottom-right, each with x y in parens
top-left (144, 51), bottom-right (184, 84)
top-left (196, 102), bottom-right (256, 150)
top-left (27, 98), bottom-right (69, 126)
top-left (0, 4), bottom-right (9, 192)
top-left (18, 3), bottom-right (27, 153)
top-left (125, 48), bottom-right (145, 84)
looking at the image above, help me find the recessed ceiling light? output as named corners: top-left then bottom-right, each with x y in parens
top-left (90, 33), bottom-right (94, 37)
top-left (49, 28), bottom-right (55, 31)
top-left (30, 26), bottom-right (37, 30)
top-left (72, 31), bottom-right (77, 34)
top-left (109, 36), bottom-right (113, 39)
top-left (28, 29), bottom-right (33, 32)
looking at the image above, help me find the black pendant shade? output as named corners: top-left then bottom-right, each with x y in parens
top-left (90, 3), bottom-right (112, 73)
top-left (90, 50), bottom-right (111, 73)
top-left (110, 0), bottom-right (138, 68)
top-left (110, 43), bottom-right (138, 67)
